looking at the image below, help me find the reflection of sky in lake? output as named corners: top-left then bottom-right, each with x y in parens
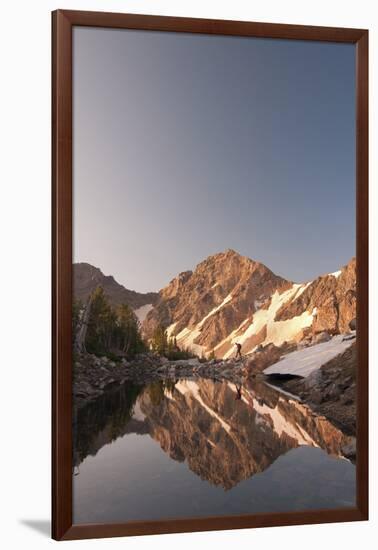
top-left (74, 433), bottom-right (355, 523)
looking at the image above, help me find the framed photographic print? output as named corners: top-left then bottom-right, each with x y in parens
top-left (52, 10), bottom-right (368, 541)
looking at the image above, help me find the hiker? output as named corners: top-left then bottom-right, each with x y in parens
top-left (235, 342), bottom-right (242, 360)
top-left (235, 384), bottom-right (242, 401)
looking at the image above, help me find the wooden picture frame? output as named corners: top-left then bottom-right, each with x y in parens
top-left (52, 9), bottom-right (368, 541)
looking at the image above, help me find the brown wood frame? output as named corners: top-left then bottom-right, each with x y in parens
top-left (52, 9), bottom-right (369, 541)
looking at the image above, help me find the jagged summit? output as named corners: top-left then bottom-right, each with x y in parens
top-left (198, 248), bottom-right (264, 266)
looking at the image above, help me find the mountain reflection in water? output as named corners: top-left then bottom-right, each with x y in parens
top-left (73, 378), bottom-right (356, 524)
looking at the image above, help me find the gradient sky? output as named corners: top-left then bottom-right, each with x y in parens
top-left (73, 27), bottom-right (356, 293)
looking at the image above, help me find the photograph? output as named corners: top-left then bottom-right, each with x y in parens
top-left (70, 23), bottom-right (359, 525)
top-left (1, 1), bottom-right (374, 549)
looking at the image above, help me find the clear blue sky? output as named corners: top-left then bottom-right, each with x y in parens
top-left (73, 27), bottom-right (356, 292)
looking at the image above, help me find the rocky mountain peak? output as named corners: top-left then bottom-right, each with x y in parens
top-left (73, 262), bottom-right (158, 311)
top-left (143, 251), bottom-right (356, 359)
top-left (143, 250), bottom-right (290, 352)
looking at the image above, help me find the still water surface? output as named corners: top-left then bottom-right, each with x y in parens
top-left (73, 378), bottom-right (355, 524)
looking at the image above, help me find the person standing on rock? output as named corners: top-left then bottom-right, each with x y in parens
top-left (235, 342), bottom-right (242, 360)
top-left (234, 384), bottom-right (242, 400)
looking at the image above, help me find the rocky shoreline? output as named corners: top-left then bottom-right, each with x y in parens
top-left (279, 343), bottom-right (357, 437)
top-left (73, 352), bottom-right (247, 408)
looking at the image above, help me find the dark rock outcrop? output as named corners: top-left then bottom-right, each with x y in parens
top-left (73, 262), bottom-right (158, 309)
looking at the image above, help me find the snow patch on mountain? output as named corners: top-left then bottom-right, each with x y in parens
top-left (223, 283), bottom-right (315, 358)
top-left (264, 334), bottom-right (355, 378)
top-left (175, 326), bottom-right (204, 355)
top-left (214, 318), bottom-right (251, 353)
top-left (295, 281), bottom-right (311, 298)
top-left (198, 294), bottom-right (233, 328)
top-left (166, 322), bottom-right (177, 338)
top-left (134, 303), bottom-right (154, 323)
top-left (330, 270), bottom-right (342, 279)
top-left (167, 294), bottom-right (233, 355)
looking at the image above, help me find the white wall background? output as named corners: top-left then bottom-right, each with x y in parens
top-left (1, 1), bottom-right (376, 548)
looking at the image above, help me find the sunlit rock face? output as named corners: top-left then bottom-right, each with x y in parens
top-left (143, 251), bottom-right (356, 358)
top-left (275, 257), bottom-right (356, 335)
top-left (143, 249), bottom-right (289, 354)
top-left (138, 379), bottom-right (352, 490)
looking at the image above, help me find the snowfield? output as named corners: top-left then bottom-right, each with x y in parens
top-left (167, 283), bottom-right (315, 359)
top-left (222, 284), bottom-right (315, 358)
top-left (134, 303), bottom-right (154, 323)
top-left (264, 334), bottom-right (355, 378)
top-left (167, 294), bottom-right (233, 356)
